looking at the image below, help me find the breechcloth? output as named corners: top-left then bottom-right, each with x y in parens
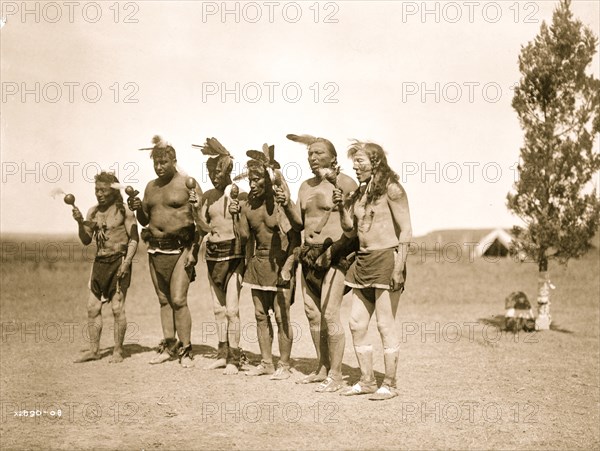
top-left (89, 252), bottom-right (130, 302)
top-left (345, 248), bottom-right (407, 294)
top-left (205, 239), bottom-right (244, 292)
top-left (299, 236), bottom-right (357, 301)
top-left (143, 227), bottom-right (197, 285)
top-left (244, 248), bottom-right (287, 292)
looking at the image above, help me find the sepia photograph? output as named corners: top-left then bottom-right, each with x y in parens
top-left (1, 0), bottom-right (599, 449)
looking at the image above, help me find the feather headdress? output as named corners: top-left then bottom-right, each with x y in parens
top-left (246, 143), bottom-right (281, 169)
top-left (192, 137), bottom-right (232, 157)
top-left (234, 143), bottom-right (281, 183)
top-left (193, 137), bottom-right (234, 175)
top-left (139, 135), bottom-right (171, 151)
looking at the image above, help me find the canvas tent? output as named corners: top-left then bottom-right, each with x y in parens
top-left (475, 228), bottom-right (513, 257)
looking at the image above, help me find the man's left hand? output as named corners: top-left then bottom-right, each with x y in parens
top-left (117, 261), bottom-right (131, 279)
top-left (390, 266), bottom-right (405, 292)
top-left (184, 251), bottom-right (197, 268)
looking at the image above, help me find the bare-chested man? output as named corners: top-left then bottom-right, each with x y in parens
top-left (333, 141), bottom-right (412, 401)
top-left (276, 134), bottom-right (358, 392)
top-left (72, 172), bottom-right (139, 363)
top-left (194, 137), bottom-right (247, 375)
top-left (229, 145), bottom-right (300, 380)
top-left (129, 136), bottom-right (202, 368)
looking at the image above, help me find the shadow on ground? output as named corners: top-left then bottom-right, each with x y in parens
top-left (478, 315), bottom-right (574, 334)
top-left (192, 346), bottom-right (384, 382)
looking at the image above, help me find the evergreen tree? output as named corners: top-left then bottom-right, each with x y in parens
top-left (508, 0), bottom-right (600, 329)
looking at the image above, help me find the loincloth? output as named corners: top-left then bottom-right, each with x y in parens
top-left (206, 239), bottom-right (244, 292)
top-left (89, 252), bottom-right (129, 302)
top-left (144, 226), bottom-right (196, 284)
top-left (244, 248), bottom-right (288, 292)
top-left (345, 248), bottom-right (406, 294)
top-left (300, 236), bottom-right (357, 301)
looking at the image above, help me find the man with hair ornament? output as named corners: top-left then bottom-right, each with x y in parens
top-left (276, 133), bottom-right (358, 392)
top-left (229, 143), bottom-right (301, 380)
top-left (71, 171), bottom-right (139, 364)
top-left (191, 137), bottom-right (248, 374)
top-left (129, 135), bottom-right (203, 368)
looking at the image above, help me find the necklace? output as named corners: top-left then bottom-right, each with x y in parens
top-left (357, 179), bottom-right (375, 233)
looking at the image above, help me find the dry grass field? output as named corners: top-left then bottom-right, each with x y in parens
top-left (1, 233), bottom-right (598, 450)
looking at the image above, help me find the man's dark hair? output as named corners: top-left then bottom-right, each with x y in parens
top-left (92, 171), bottom-right (126, 219)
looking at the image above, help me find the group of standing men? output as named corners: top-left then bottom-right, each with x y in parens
top-left (71, 133), bottom-right (412, 400)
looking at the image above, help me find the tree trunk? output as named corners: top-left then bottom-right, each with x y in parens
top-left (535, 256), bottom-right (552, 330)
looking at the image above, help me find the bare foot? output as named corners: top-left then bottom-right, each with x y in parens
top-left (205, 358), bottom-right (226, 370)
top-left (109, 351), bottom-right (124, 363)
top-left (74, 351), bottom-right (101, 363)
top-left (223, 364), bottom-right (239, 375)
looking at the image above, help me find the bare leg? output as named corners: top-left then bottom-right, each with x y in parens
top-left (170, 249), bottom-right (192, 347)
top-left (374, 288), bottom-right (401, 388)
top-left (148, 255), bottom-right (176, 341)
top-left (270, 288), bottom-right (293, 380)
top-left (109, 290), bottom-right (127, 363)
top-left (246, 290), bottom-right (275, 376)
top-left (206, 275), bottom-right (228, 370)
top-left (298, 274), bottom-right (328, 383)
top-left (321, 268), bottom-right (347, 381)
top-left (224, 264), bottom-right (243, 375)
top-left (74, 293), bottom-right (103, 363)
top-left (340, 289), bottom-right (377, 395)
top-left (273, 288), bottom-right (293, 367)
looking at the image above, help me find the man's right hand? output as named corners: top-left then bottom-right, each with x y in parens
top-left (72, 207), bottom-right (84, 224)
top-left (188, 190), bottom-right (199, 207)
top-left (128, 196), bottom-right (142, 212)
top-left (332, 188), bottom-right (344, 207)
top-left (314, 247), bottom-right (332, 270)
top-left (229, 199), bottom-right (241, 216)
top-left (273, 186), bottom-right (288, 206)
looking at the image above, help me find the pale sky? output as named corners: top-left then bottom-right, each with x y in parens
top-left (1, 0), bottom-right (599, 236)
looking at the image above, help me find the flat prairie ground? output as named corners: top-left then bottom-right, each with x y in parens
top-left (0, 234), bottom-right (598, 450)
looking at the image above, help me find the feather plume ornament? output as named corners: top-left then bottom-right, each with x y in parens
top-left (192, 137), bottom-right (232, 157)
top-left (286, 134), bottom-right (319, 146)
top-left (139, 134), bottom-right (170, 151)
top-left (246, 143), bottom-right (280, 170)
top-left (233, 143), bottom-right (281, 184)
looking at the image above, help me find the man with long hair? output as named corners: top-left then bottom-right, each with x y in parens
top-left (333, 141), bottom-right (412, 400)
top-left (72, 172), bottom-right (139, 363)
top-left (229, 145), bottom-right (300, 380)
top-left (276, 134), bottom-right (358, 392)
top-left (129, 136), bottom-right (202, 368)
